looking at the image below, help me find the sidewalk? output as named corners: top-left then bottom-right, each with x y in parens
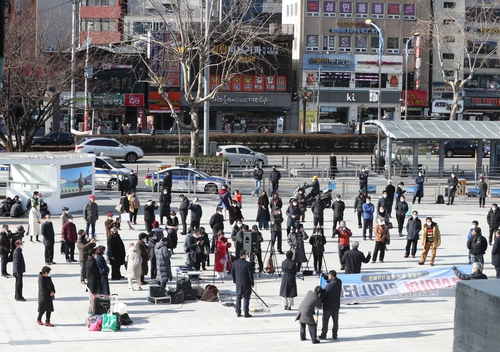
top-left (0, 181), bottom-right (489, 351)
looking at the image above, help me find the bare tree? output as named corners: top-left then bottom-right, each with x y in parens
top-left (417, 1), bottom-right (500, 120)
top-left (0, 8), bottom-right (76, 151)
top-left (140, 0), bottom-right (289, 157)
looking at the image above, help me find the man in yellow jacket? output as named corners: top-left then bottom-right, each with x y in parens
top-left (418, 217), bottom-right (441, 266)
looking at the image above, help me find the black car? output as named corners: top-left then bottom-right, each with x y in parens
top-left (32, 132), bottom-right (75, 145)
top-left (431, 140), bottom-right (476, 158)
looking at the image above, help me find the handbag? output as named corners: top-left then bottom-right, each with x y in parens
top-left (101, 311), bottom-right (117, 332)
top-left (121, 212), bottom-right (130, 223)
top-left (115, 203), bottom-right (122, 212)
top-left (387, 222), bottom-right (393, 229)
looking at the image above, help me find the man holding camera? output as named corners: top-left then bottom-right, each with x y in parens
top-left (231, 250), bottom-right (254, 317)
top-left (288, 223), bottom-right (309, 272)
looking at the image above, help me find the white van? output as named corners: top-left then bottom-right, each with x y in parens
top-left (94, 156), bottom-right (130, 190)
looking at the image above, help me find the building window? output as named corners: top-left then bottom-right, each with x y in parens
top-left (356, 2), bottom-right (368, 15)
top-left (286, 4), bottom-right (289, 16)
top-left (443, 2), bottom-right (455, 8)
top-left (387, 37), bottom-right (399, 49)
top-left (83, 0), bottom-right (116, 6)
top-left (355, 36), bottom-right (368, 49)
top-left (355, 73), bottom-right (387, 88)
top-left (306, 35), bottom-right (319, 49)
top-left (81, 19), bottom-right (117, 32)
top-left (339, 36), bottom-right (352, 51)
top-left (370, 36), bottom-right (380, 51)
top-left (323, 35), bottom-right (335, 51)
top-left (403, 38), bottom-right (415, 49)
top-left (320, 72), bottom-right (351, 88)
top-left (442, 53), bottom-right (455, 59)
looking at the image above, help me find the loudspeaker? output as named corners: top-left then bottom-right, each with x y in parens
top-left (243, 232), bottom-right (258, 254)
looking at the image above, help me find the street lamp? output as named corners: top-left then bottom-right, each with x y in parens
top-left (404, 32), bottom-right (420, 120)
top-left (83, 21), bottom-right (93, 132)
top-left (365, 19), bottom-right (384, 172)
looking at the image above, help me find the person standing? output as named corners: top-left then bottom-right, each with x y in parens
top-left (83, 195), bottom-right (99, 240)
top-left (209, 206), bottom-right (225, 237)
top-left (155, 237), bottom-right (173, 291)
top-left (228, 200), bottom-right (243, 226)
top-left (107, 227), bottom-right (126, 280)
top-left (61, 215), bottom-right (77, 262)
top-left (396, 182), bottom-right (406, 203)
top-left (233, 189), bottom-right (243, 208)
top-left (319, 270), bottom-right (342, 341)
top-left (162, 170), bottom-right (173, 192)
top-left (329, 153), bottom-right (338, 180)
top-left (453, 263), bottom-right (488, 280)
top-left (125, 242), bottom-right (143, 291)
top-left (144, 199), bottom-right (158, 233)
top-left (271, 207), bottom-right (284, 254)
top-left (467, 227), bottom-right (488, 267)
top-left (331, 194), bottom-right (345, 232)
top-left (214, 231), bottom-right (231, 279)
top-left (159, 188), bottom-right (171, 226)
top-left (362, 196), bottom-right (375, 241)
top-left (395, 195), bottom-right (409, 237)
top-left (286, 199), bottom-right (302, 236)
top-left (231, 249), bottom-right (255, 318)
top-left (288, 223), bottom-right (309, 272)
top-left (296, 188), bottom-right (307, 222)
top-left (413, 171), bottom-right (425, 204)
top-left (486, 203), bottom-right (500, 245)
top-left (478, 176), bottom-right (488, 208)
top-left (309, 227), bottom-right (326, 274)
top-left (41, 213), bottom-right (56, 265)
top-left (372, 218), bottom-right (388, 263)
top-left (252, 164), bottom-right (264, 197)
top-left (119, 193), bottom-right (134, 230)
top-left (129, 170), bottom-right (138, 192)
top-left (279, 251), bottom-right (297, 310)
top-left (85, 248), bottom-right (102, 294)
top-left (177, 194), bottom-right (189, 235)
top-left (296, 286), bottom-right (322, 344)
top-left (342, 241), bottom-right (371, 274)
top-left (0, 224), bottom-right (11, 277)
top-left (358, 166), bottom-right (369, 195)
top-left (418, 217), bottom-right (441, 266)
top-left (128, 191), bottom-right (140, 225)
top-left (13, 239), bottom-right (26, 301)
top-left (447, 172), bottom-right (459, 206)
top-left (29, 202), bottom-right (42, 243)
top-left (376, 191), bottom-right (388, 215)
top-left (189, 197), bottom-right (203, 231)
top-left (218, 185), bottom-right (232, 220)
top-left (491, 230), bottom-right (500, 279)
top-left (269, 165), bottom-right (281, 194)
top-left (37, 266), bottom-right (56, 327)
top-left (353, 192), bottom-right (366, 229)
top-left (256, 191), bottom-right (270, 230)
top-left (95, 246), bottom-right (110, 295)
top-left (311, 195), bottom-right (325, 231)
top-left (333, 221), bottom-right (352, 271)
top-left (59, 207), bottom-right (69, 255)
top-left (136, 233), bottom-right (150, 285)
top-left (77, 230), bottom-right (96, 285)
top-left (384, 180), bottom-right (396, 217)
top-left (405, 210), bottom-right (421, 258)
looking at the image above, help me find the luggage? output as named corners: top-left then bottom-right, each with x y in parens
top-left (102, 312), bottom-right (118, 332)
top-left (89, 294), bottom-right (111, 316)
top-left (176, 278), bottom-right (192, 292)
top-left (171, 291), bottom-right (185, 304)
top-left (149, 285), bottom-right (165, 297)
top-left (182, 288), bottom-right (198, 301)
top-left (200, 285), bottom-right (219, 302)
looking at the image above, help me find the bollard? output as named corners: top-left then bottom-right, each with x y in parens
top-left (286, 156), bottom-right (289, 169)
top-left (316, 156), bottom-right (319, 168)
top-left (311, 156), bottom-right (314, 168)
top-left (193, 174), bottom-right (197, 195)
top-left (282, 156), bottom-right (284, 167)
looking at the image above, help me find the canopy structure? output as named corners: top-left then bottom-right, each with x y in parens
top-left (365, 120), bottom-right (499, 179)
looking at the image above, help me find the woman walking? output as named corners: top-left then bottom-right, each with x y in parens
top-left (37, 266), bottom-right (56, 327)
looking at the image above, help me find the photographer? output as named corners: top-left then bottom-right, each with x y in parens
top-left (309, 226), bottom-right (326, 274)
top-left (271, 208), bottom-right (284, 254)
top-left (333, 221), bottom-right (352, 271)
top-left (186, 229), bottom-right (205, 271)
top-left (178, 194), bottom-right (190, 236)
top-left (287, 222), bottom-right (309, 272)
top-left (144, 199), bottom-right (158, 233)
top-left (251, 225), bottom-right (264, 273)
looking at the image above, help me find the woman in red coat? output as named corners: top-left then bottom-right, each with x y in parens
top-left (214, 231), bottom-right (231, 279)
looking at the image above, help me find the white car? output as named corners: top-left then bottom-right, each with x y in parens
top-left (75, 137), bottom-right (144, 163)
top-left (216, 145), bottom-right (268, 167)
top-left (145, 166), bottom-right (229, 193)
top-left (94, 156), bottom-right (131, 190)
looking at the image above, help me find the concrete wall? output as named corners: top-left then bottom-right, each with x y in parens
top-left (454, 280), bottom-right (500, 352)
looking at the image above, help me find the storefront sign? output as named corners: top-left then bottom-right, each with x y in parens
top-left (211, 75), bottom-right (287, 92)
top-left (211, 95), bottom-right (272, 105)
top-left (303, 54), bottom-right (354, 71)
top-left (470, 97), bottom-right (500, 106)
top-left (124, 94), bottom-right (144, 107)
top-left (403, 90), bottom-right (428, 107)
top-left (432, 99), bottom-right (463, 113)
top-left (149, 91), bottom-right (181, 113)
top-left (330, 27), bottom-right (378, 34)
top-left (91, 93), bottom-right (124, 108)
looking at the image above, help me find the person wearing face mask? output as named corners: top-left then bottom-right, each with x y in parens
top-left (405, 211), bottom-right (421, 258)
top-left (395, 182), bottom-right (406, 204)
top-left (12, 239), bottom-right (26, 301)
top-left (419, 217), bottom-right (441, 266)
top-left (61, 215), bottom-right (77, 263)
top-left (395, 196), bottom-right (409, 237)
top-left (362, 196), bottom-right (375, 241)
top-left (447, 172), bottom-right (458, 206)
top-left (296, 188), bottom-right (307, 222)
top-left (413, 171), bottom-right (425, 204)
top-left (209, 206), bottom-right (225, 237)
top-left (333, 221), bottom-right (352, 271)
top-left (311, 195), bottom-right (325, 231)
top-left (384, 180), bottom-right (396, 218)
top-left (136, 233), bottom-right (150, 285)
top-left (286, 199), bottom-right (302, 236)
top-left (376, 191), bottom-right (388, 215)
top-left (188, 197), bottom-right (203, 232)
top-left (371, 218), bottom-right (388, 263)
top-left (159, 188), bottom-right (172, 226)
top-left (358, 167), bottom-right (369, 195)
top-left (271, 208), bottom-right (284, 254)
top-left (353, 192), bottom-right (366, 229)
top-left (487, 204), bottom-right (500, 245)
top-left (331, 194), bottom-right (345, 232)
top-left (228, 200), bottom-right (243, 226)
top-left (478, 176), bottom-right (488, 208)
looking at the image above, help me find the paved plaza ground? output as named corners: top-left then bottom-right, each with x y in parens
top-left (0, 172), bottom-right (496, 352)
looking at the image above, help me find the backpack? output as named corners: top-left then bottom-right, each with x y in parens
top-left (436, 195), bottom-right (445, 204)
top-left (472, 236), bottom-right (483, 253)
top-left (176, 278), bottom-right (192, 292)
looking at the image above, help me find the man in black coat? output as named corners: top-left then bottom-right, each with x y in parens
top-left (384, 180), bottom-right (396, 218)
top-left (486, 203), bottom-right (500, 245)
top-left (107, 227), bottom-right (126, 280)
top-left (209, 207), bottom-right (224, 235)
top-left (163, 170), bottom-right (173, 191)
top-left (12, 239), bottom-right (25, 301)
top-left (310, 195), bottom-right (325, 229)
top-left (319, 270), bottom-right (342, 340)
top-left (269, 165), bottom-right (281, 194)
top-left (188, 197), bottom-right (203, 231)
top-left (159, 188), bottom-right (171, 226)
top-left (128, 170), bottom-right (138, 191)
top-left (353, 192), bottom-right (366, 229)
top-left (341, 241), bottom-right (371, 274)
top-left (405, 210), bottom-right (422, 258)
top-left (329, 153), bottom-right (338, 180)
top-left (231, 249), bottom-right (254, 317)
top-left (86, 248), bottom-right (102, 294)
top-left (252, 165), bottom-right (264, 196)
top-left (144, 199), bottom-right (158, 233)
top-left (467, 227), bottom-right (488, 267)
top-left (453, 263), bottom-right (488, 280)
top-left (358, 167), bottom-right (369, 195)
top-left (296, 286), bottom-right (322, 344)
top-left (41, 213), bottom-right (56, 265)
top-left (331, 194), bottom-right (345, 231)
top-left (177, 194), bottom-right (189, 235)
top-left (447, 172), bottom-right (459, 205)
top-left (492, 229), bottom-right (500, 279)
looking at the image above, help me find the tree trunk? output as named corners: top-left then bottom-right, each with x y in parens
top-left (448, 86), bottom-right (459, 121)
top-left (189, 108), bottom-right (200, 157)
top-left (302, 100), bottom-right (306, 134)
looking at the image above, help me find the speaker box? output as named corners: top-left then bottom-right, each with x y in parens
top-left (243, 232), bottom-right (258, 254)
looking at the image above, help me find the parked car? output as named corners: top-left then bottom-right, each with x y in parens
top-left (94, 156), bottom-right (131, 190)
top-left (431, 140), bottom-right (478, 158)
top-left (32, 132), bottom-right (75, 145)
top-left (75, 137), bottom-right (144, 162)
top-left (144, 166), bottom-right (229, 193)
top-left (216, 145), bottom-right (268, 166)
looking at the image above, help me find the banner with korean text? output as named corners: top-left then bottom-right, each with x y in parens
top-left (320, 266), bottom-right (469, 303)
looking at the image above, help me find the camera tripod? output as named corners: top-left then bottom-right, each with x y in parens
top-left (262, 239), bottom-right (281, 278)
top-left (303, 247), bottom-right (328, 275)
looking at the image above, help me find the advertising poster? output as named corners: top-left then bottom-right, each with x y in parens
top-left (60, 163), bottom-right (93, 198)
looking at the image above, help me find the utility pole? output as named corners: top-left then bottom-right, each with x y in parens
top-left (70, 0), bottom-right (78, 131)
top-left (0, 0), bottom-right (6, 100)
top-left (203, 0), bottom-right (211, 155)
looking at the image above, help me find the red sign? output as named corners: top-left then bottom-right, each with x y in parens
top-left (470, 97), bottom-right (500, 106)
top-left (242, 75), bottom-right (254, 92)
top-left (403, 90), bottom-right (428, 107)
top-left (149, 91), bottom-right (181, 113)
top-left (209, 74), bottom-right (287, 92)
top-left (124, 94), bottom-right (144, 107)
top-left (231, 75), bottom-right (242, 91)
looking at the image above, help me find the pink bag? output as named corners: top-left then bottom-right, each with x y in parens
top-left (89, 314), bottom-right (104, 331)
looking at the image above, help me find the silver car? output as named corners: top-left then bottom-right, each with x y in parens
top-left (216, 144), bottom-right (268, 167)
top-left (145, 166), bottom-right (230, 193)
top-left (75, 137), bottom-right (144, 163)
